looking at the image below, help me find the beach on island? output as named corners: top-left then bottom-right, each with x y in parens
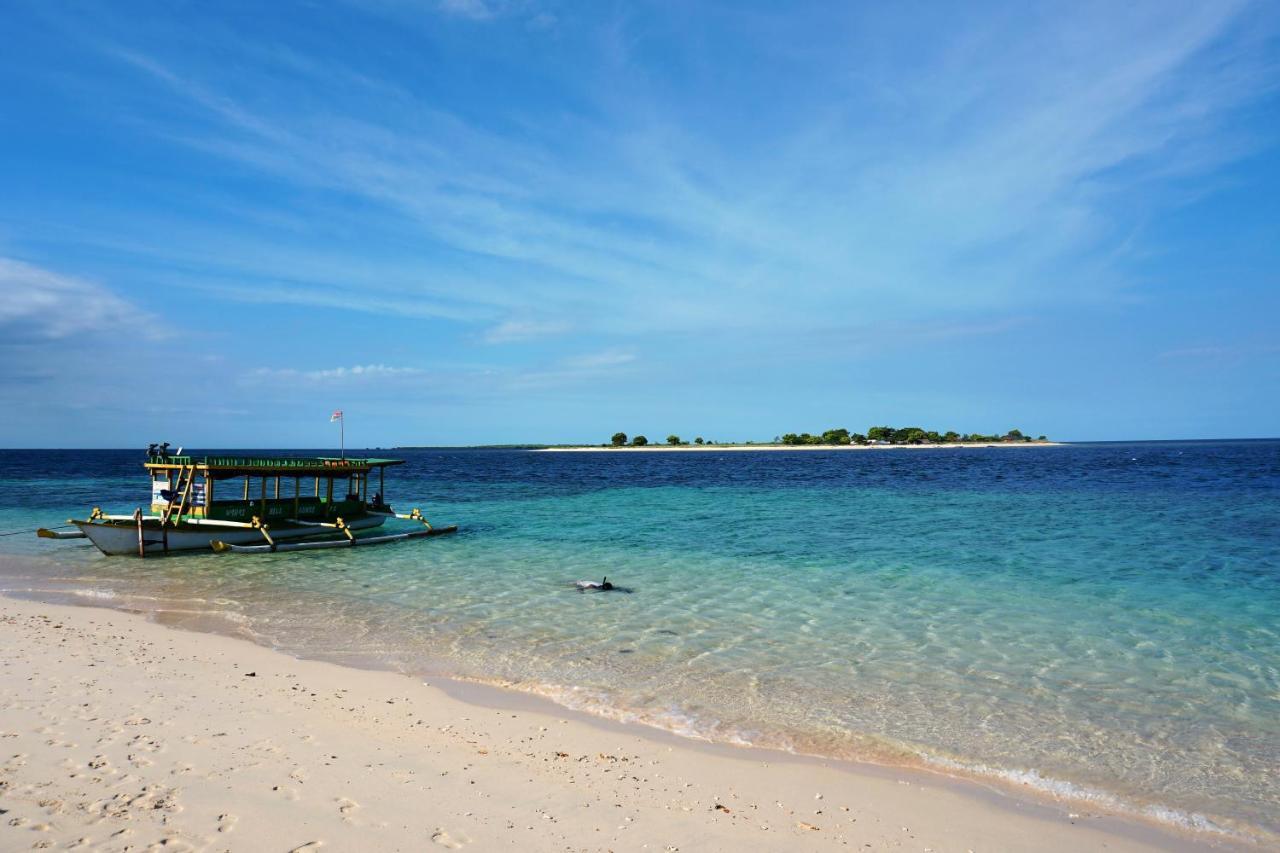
top-left (536, 442), bottom-right (1063, 452)
top-left (0, 587), bottom-right (1233, 853)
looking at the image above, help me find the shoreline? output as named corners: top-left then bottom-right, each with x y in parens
top-left (536, 441), bottom-right (1064, 452)
top-left (0, 572), bottom-right (1252, 851)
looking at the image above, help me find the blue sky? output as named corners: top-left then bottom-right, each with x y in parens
top-left (1, 1), bottom-right (1278, 447)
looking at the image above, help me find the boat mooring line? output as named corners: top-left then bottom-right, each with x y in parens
top-left (2, 525), bottom-right (72, 537)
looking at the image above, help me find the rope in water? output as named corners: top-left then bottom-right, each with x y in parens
top-left (0, 524), bottom-right (72, 537)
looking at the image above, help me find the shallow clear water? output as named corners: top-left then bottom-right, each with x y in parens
top-left (1, 443), bottom-right (1278, 840)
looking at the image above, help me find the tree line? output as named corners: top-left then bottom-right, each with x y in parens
top-left (779, 427), bottom-right (1047, 445)
top-left (603, 427), bottom-right (1047, 447)
top-left (609, 432), bottom-right (712, 446)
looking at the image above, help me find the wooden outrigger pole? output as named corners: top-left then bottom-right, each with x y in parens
top-left (211, 524), bottom-right (458, 554)
top-left (36, 528), bottom-right (87, 539)
top-left (209, 507), bottom-right (457, 554)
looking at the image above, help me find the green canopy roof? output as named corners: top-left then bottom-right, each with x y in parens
top-left (145, 456), bottom-right (404, 476)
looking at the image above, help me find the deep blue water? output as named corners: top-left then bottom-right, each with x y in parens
top-left (1, 441), bottom-right (1278, 840)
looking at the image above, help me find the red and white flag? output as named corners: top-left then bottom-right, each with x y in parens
top-left (330, 410), bottom-right (343, 422)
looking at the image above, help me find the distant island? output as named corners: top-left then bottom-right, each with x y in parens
top-left (526, 427), bottom-right (1058, 451)
top-left (395, 427), bottom-right (1058, 452)
top-left (593, 426), bottom-right (1048, 447)
top-left (779, 426), bottom-right (1048, 445)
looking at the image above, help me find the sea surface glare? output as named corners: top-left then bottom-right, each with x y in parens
top-left (1, 442), bottom-right (1277, 842)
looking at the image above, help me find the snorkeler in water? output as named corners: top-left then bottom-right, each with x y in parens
top-left (576, 576), bottom-right (614, 591)
top-left (574, 577), bottom-right (631, 593)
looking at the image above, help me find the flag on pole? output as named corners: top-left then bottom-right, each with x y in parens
top-left (330, 410), bottom-right (343, 422)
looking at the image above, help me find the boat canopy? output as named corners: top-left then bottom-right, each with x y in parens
top-left (144, 456), bottom-right (405, 480)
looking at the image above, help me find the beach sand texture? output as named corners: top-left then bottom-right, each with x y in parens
top-left (536, 442), bottom-right (1062, 452)
top-left (0, 594), bottom-right (1229, 852)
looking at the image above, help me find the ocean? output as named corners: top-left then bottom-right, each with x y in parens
top-left (1, 441), bottom-right (1277, 842)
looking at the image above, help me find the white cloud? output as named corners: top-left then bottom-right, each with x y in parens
top-left (560, 348), bottom-right (636, 370)
top-left (1158, 343), bottom-right (1280, 360)
top-left (482, 318), bottom-right (571, 343)
top-left (501, 348), bottom-right (640, 390)
top-left (438, 0), bottom-right (495, 19)
top-left (39, 3), bottom-right (1280, 356)
top-left (0, 257), bottom-right (150, 341)
top-left (248, 364), bottom-right (426, 383)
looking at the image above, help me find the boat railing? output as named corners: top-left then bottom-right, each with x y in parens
top-left (145, 454), bottom-right (194, 466)
top-left (202, 456), bottom-right (375, 469)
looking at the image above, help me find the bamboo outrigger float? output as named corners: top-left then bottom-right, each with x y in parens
top-left (40, 446), bottom-right (457, 556)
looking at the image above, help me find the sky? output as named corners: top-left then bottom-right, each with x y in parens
top-left (1, 0), bottom-right (1278, 447)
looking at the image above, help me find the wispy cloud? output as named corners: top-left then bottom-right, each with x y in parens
top-left (0, 257), bottom-right (153, 342)
top-left (437, 0), bottom-right (496, 20)
top-left (2, 2), bottom-right (1278, 443)
top-left (560, 348), bottom-right (636, 370)
top-left (427, 0), bottom-right (556, 27)
top-left (71, 3), bottom-right (1273, 342)
top-left (1159, 343), bottom-right (1280, 360)
top-left (482, 318), bottom-right (571, 343)
top-left (504, 348), bottom-right (640, 390)
top-left (247, 364), bottom-right (426, 383)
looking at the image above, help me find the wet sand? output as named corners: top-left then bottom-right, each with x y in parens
top-left (0, 592), bottom-right (1241, 852)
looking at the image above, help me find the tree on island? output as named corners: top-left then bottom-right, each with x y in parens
top-left (611, 432), bottom-right (627, 446)
top-left (667, 434), bottom-right (682, 445)
top-left (821, 427), bottom-right (852, 445)
top-left (632, 435), bottom-right (648, 446)
top-left (777, 425), bottom-right (1048, 446)
top-left (891, 426), bottom-right (926, 444)
top-left (694, 437), bottom-right (704, 445)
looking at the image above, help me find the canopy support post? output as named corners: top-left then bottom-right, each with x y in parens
top-left (135, 508), bottom-right (145, 558)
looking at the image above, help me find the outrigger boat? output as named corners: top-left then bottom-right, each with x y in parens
top-left (38, 446), bottom-right (457, 556)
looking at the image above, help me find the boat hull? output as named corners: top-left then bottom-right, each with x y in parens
top-left (74, 516), bottom-right (386, 556)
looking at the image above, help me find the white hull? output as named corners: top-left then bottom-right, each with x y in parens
top-left (74, 516), bottom-right (386, 556)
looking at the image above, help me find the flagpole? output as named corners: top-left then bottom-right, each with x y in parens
top-left (341, 415), bottom-right (345, 460)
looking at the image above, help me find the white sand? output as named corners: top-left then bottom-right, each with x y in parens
top-left (0, 592), bottom-right (1233, 852)
top-left (537, 442), bottom-right (1063, 452)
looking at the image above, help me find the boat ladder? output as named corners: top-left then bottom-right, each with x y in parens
top-left (155, 464), bottom-right (196, 554)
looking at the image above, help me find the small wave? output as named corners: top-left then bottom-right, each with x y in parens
top-left (68, 588), bottom-right (118, 599)
top-left (1, 586), bottom-right (122, 600)
top-left (5, 586), bottom-right (249, 627)
top-left (446, 676), bottom-right (781, 750)
top-left (152, 607), bottom-right (252, 625)
top-left (905, 752), bottom-right (1243, 840)
top-left (440, 672), bottom-right (1261, 844)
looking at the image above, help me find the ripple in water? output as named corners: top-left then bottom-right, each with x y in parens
top-left (1, 442), bottom-right (1278, 843)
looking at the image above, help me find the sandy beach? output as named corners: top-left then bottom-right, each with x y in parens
top-left (536, 442), bottom-right (1063, 452)
top-left (0, 589), bottom-right (1236, 852)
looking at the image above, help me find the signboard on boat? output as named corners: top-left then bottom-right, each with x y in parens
top-left (151, 480), bottom-right (205, 507)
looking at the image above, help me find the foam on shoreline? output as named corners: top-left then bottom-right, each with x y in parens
top-left (1, 588), bottom-right (1244, 851)
top-left (0, 572), bottom-right (1265, 848)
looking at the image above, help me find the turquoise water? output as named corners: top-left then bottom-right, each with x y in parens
top-left (1, 443), bottom-right (1277, 841)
